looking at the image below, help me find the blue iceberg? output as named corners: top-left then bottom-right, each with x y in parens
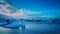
top-left (0, 14), bottom-right (25, 29)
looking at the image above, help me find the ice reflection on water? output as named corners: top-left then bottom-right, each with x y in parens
top-left (0, 22), bottom-right (60, 34)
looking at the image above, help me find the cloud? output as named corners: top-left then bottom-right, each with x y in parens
top-left (0, 0), bottom-right (55, 19)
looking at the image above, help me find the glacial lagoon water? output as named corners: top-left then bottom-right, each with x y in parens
top-left (0, 21), bottom-right (60, 34)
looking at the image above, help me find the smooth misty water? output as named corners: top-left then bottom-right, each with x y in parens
top-left (0, 22), bottom-right (60, 34)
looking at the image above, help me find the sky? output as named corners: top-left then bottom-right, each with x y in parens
top-left (5, 0), bottom-right (60, 18)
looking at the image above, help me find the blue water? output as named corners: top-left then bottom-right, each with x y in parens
top-left (0, 22), bottom-right (60, 34)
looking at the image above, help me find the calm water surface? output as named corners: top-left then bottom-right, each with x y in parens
top-left (0, 22), bottom-right (60, 34)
